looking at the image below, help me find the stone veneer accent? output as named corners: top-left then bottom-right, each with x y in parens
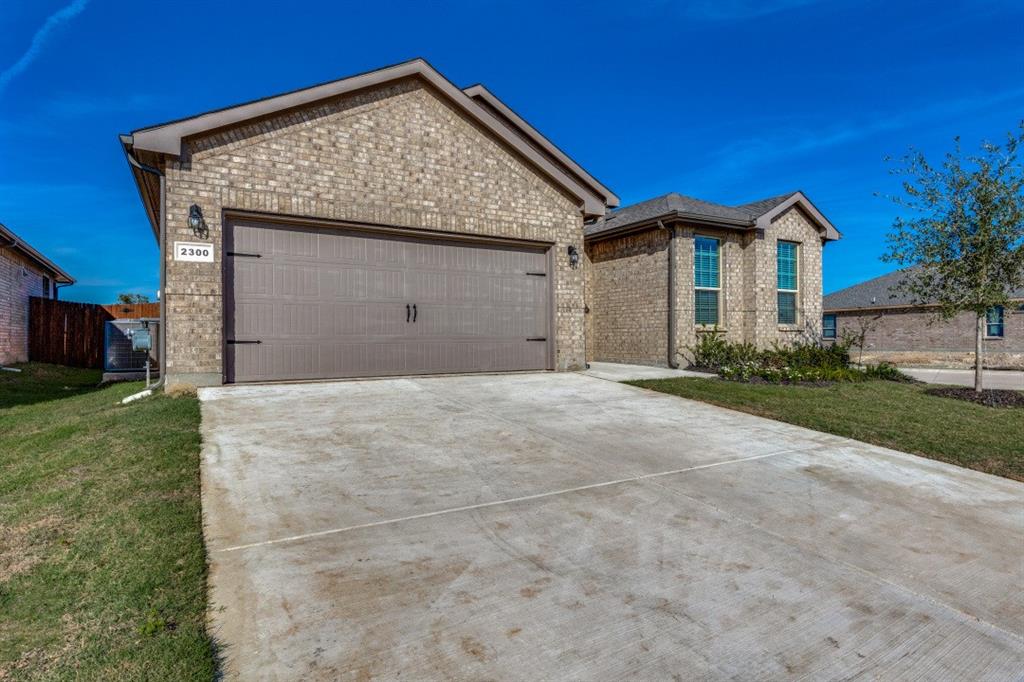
top-left (157, 77), bottom-right (586, 386)
top-left (831, 305), bottom-right (1024, 370)
top-left (585, 206), bottom-right (826, 367)
top-left (0, 248), bottom-right (49, 365)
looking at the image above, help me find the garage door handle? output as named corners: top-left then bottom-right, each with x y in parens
top-left (413, 304), bottom-right (417, 322)
top-left (227, 339), bottom-right (262, 344)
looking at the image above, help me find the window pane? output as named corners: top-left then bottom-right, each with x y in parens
top-left (695, 289), bottom-right (719, 325)
top-left (777, 241), bottom-right (797, 290)
top-left (822, 314), bottom-right (836, 338)
top-left (778, 292), bottom-right (797, 324)
top-left (987, 306), bottom-right (1004, 337)
top-left (694, 237), bottom-right (719, 289)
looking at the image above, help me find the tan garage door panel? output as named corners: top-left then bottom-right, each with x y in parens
top-left (225, 218), bottom-right (551, 383)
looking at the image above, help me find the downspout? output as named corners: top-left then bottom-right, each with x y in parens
top-left (658, 220), bottom-right (679, 368)
top-left (120, 139), bottom-right (167, 400)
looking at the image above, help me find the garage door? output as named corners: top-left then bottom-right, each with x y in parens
top-left (224, 217), bottom-right (551, 383)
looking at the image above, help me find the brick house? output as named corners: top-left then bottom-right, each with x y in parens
top-left (0, 223), bottom-right (74, 365)
top-left (120, 59), bottom-right (838, 387)
top-left (824, 269), bottom-right (1024, 369)
top-left (585, 192), bottom-right (840, 367)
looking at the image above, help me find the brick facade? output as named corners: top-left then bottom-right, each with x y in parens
top-left (158, 78), bottom-right (586, 386)
top-left (585, 207), bottom-right (826, 367)
top-left (831, 305), bottom-right (1024, 369)
top-left (0, 248), bottom-right (49, 365)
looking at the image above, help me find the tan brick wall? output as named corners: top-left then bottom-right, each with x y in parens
top-left (585, 206), bottom-right (827, 367)
top-left (586, 229), bottom-right (669, 365)
top-left (758, 207), bottom-right (825, 346)
top-left (160, 77), bottom-right (585, 385)
top-left (0, 248), bottom-right (48, 365)
top-left (833, 305), bottom-right (1024, 369)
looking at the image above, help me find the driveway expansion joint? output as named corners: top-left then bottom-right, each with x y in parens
top-left (214, 449), bottom-right (796, 553)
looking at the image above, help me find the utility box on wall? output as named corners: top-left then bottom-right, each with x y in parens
top-left (104, 319), bottom-right (159, 379)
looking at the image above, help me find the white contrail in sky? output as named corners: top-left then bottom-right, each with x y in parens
top-left (0, 0), bottom-right (89, 94)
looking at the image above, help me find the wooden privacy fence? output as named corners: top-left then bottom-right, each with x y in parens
top-left (28, 298), bottom-right (159, 369)
top-left (102, 302), bottom-right (160, 319)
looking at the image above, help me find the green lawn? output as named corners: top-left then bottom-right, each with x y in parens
top-left (0, 364), bottom-right (215, 680)
top-left (628, 377), bottom-right (1024, 481)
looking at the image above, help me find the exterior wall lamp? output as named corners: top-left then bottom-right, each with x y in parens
top-left (567, 244), bottom-right (580, 269)
top-left (188, 204), bottom-right (208, 239)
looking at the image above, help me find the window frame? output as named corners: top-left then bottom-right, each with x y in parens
top-left (42, 276), bottom-right (51, 299)
top-left (777, 240), bottom-right (800, 325)
top-left (822, 313), bottom-right (837, 339)
top-left (694, 235), bottom-right (722, 327)
top-left (985, 305), bottom-right (1004, 339)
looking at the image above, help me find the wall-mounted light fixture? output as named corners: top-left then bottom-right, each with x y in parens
top-left (188, 204), bottom-right (208, 239)
top-left (567, 244), bottom-right (580, 269)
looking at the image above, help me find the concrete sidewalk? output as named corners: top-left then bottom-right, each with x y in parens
top-left (582, 361), bottom-right (716, 382)
top-left (901, 367), bottom-right (1024, 390)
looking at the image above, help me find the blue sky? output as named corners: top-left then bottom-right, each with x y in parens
top-left (1, 0), bottom-right (1022, 303)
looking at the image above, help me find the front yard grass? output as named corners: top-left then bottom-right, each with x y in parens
top-left (628, 377), bottom-right (1024, 481)
top-left (0, 363), bottom-right (215, 680)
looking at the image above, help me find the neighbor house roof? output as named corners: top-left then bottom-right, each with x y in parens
top-left (122, 58), bottom-right (611, 219)
top-left (0, 222), bottom-right (74, 283)
top-left (824, 267), bottom-right (1024, 311)
top-left (585, 190), bottom-right (841, 241)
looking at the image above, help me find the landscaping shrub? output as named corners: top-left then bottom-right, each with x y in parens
top-left (864, 362), bottom-right (917, 383)
top-left (690, 333), bottom-right (909, 385)
top-left (689, 329), bottom-right (759, 370)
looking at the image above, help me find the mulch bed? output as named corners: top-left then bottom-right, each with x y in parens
top-left (925, 387), bottom-right (1024, 408)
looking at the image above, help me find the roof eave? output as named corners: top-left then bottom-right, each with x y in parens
top-left (0, 223), bottom-right (74, 283)
top-left (462, 84), bottom-right (620, 208)
top-left (755, 191), bottom-right (841, 241)
top-left (128, 58), bottom-right (606, 217)
top-left (585, 211), bottom-right (752, 242)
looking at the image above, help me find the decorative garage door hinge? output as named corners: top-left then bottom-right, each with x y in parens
top-left (526, 337), bottom-right (547, 342)
top-left (525, 272), bottom-right (546, 276)
top-left (226, 252), bottom-right (262, 258)
top-left (227, 340), bottom-right (262, 344)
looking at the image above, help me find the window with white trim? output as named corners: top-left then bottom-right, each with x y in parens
top-left (822, 314), bottom-right (836, 339)
top-left (986, 306), bottom-right (1004, 338)
top-left (777, 241), bottom-right (799, 325)
top-left (694, 236), bottom-right (720, 326)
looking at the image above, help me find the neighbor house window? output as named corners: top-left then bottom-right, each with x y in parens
top-left (42, 276), bottom-right (51, 299)
top-left (694, 236), bottom-right (720, 326)
top-left (986, 306), bottom-right (1004, 338)
top-left (822, 314), bottom-right (837, 339)
top-left (777, 241), bottom-right (799, 325)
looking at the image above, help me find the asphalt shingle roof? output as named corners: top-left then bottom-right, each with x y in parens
top-left (585, 191), bottom-right (799, 238)
top-left (824, 267), bottom-right (1024, 310)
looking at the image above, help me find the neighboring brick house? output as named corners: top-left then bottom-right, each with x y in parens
top-left (824, 269), bottom-right (1024, 369)
top-left (120, 59), bottom-right (837, 387)
top-left (0, 223), bottom-right (74, 365)
top-left (584, 192), bottom-right (840, 367)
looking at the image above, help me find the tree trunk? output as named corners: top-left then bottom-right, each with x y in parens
top-left (975, 312), bottom-right (984, 393)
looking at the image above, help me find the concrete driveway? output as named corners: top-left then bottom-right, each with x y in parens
top-left (199, 372), bottom-right (1023, 680)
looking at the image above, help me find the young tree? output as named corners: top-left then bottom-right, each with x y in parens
top-left (882, 124), bottom-right (1024, 392)
top-left (116, 293), bottom-right (150, 304)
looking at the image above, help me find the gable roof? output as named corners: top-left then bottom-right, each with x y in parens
top-left (585, 190), bottom-right (841, 241)
top-left (0, 222), bottom-right (74, 284)
top-left (462, 84), bottom-right (619, 208)
top-left (824, 267), bottom-right (1024, 311)
top-left (124, 58), bottom-right (609, 217)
